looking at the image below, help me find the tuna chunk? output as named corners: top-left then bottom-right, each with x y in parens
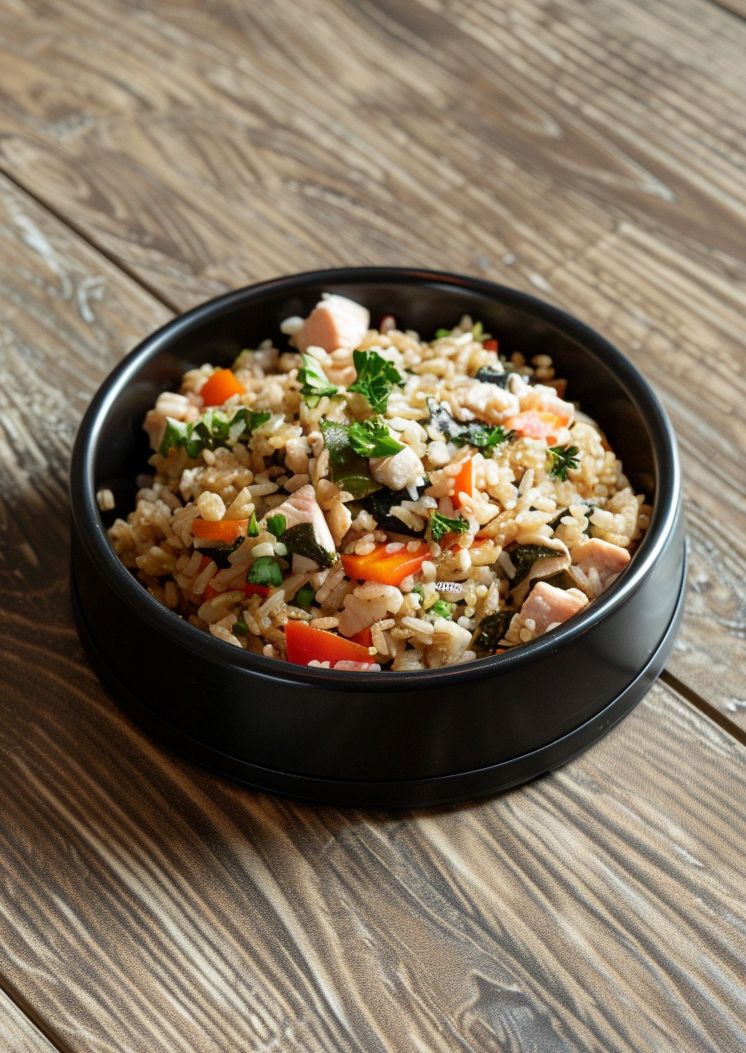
top-left (572, 537), bottom-right (631, 591)
top-left (325, 498), bottom-right (353, 546)
top-left (518, 581), bottom-right (588, 635)
top-left (269, 484), bottom-right (335, 556)
top-left (370, 446), bottom-right (426, 492)
top-left (295, 294), bottom-right (370, 353)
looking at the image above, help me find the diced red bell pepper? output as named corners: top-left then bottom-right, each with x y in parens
top-left (342, 542), bottom-right (430, 587)
top-left (200, 368), bottom-right (245, 406)
top-left (452, 458), bottom-right (473, 508)
top-left (244, 583), bottom-right (270, 598)
top-left (192, 518), bottom-right (248, 543)
top-left (284, 620), bottom-right (373, 667)
top-left (350, 626), bottom-right (373, 648)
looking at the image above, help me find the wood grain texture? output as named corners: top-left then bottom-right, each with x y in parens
top-left (0, 172), bottom-right (744, 1053)
top-left (0, 992), bottom-right (59, 1053)
top-left (0, 0), bottom-right (744, 724)
top-left (711, 0), bottom-right (746, 18)
top-left (1, 4), bottom-right (746, 1050)
top-left (2, 618), bottom-right (746, 1051)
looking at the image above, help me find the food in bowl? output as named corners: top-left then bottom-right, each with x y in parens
top-left (107, 293), bottom-right (650, 671)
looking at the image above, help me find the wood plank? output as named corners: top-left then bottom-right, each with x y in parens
top-left (2, 601), bottom-right (746, 1045)
top-left (0, 0), bottom-right (744, 725)
top-left (0, 992), bottom-right (59, 1053)
top-left (0, 174), bottom-right (744, 1052)
top-left (710, 0), bottom-right (746, 19)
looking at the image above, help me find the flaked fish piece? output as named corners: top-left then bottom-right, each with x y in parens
top-left (295, 294), bottom-right (370, 353)
top-left (325, 498), bottom-right (353, 546)
top-left (570, 537), bottom-right (631, 597)
top-left (370, 446), bottom-right (426, 492)
top-left (517, 580), bottom-right (588, 636)
top-left (507, 534), bottom-right (572, 605)
top-left (450, 377), bottom-right (519, 424)
top-left (270, 484), bottom-right (336, 566)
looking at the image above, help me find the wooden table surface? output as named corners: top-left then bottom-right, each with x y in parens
top-left (1, 1), bottom-right (745, 1050)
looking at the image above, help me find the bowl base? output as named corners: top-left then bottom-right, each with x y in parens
top-left (71, 557), bottom-right (686, 809)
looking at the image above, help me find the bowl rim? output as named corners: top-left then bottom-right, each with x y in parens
top-left (70, 266), bottom-right (681, 690)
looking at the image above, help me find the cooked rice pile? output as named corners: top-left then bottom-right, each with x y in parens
top-left (108, 294), bottom-right (650, 672)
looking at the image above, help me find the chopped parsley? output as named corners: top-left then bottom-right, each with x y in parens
top-left (247, 556), bottom-right (283, 588)
top-left (233, 616), bottom-right (249, 635)
top-left (292, 584), bottom-right (315, 610)
top-left (348, 350), bottom-right (403, 413)
top-left (429, 600), bottom-right (454, 620)
top-left (430, 511), bottom-right (470, 542)
top-left (320, 419), bottom-right (381, 499)
top-left (248, 511), bottom-right (260, 537)
top-left (547, 444), bottom-right (580, 481)
top-left (266, 513), bottom-right (287, 538)
top-left (452, 422), bottom-right (513, 451)
top-left (298, 354), bottom-right (338, 406)
top-left (427, 399), bottom-right (513, 451)
top-left (159, 407), bottom-right (271, 458)
top-left (348, 417), bottom-right (404, 458)
top-left (434, 327), bottom-right (451, 339)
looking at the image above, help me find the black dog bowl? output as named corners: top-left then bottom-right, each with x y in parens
top-left (70, 268), bottom-right (685, 807)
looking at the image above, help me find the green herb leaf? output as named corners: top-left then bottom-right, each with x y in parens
top-left (282, 523), bottom-right (337, 568)
top-left (430, 511), bottom-right (470, 542)
top-left (292, 584), bottom-right (315, 610)
top-left (247, 556), bottom-right (283, 588)
top-left (427, 398), bottom-right (513, 451)
top-left (429, 600), bottom-right (454, 620)
top-left (508, 544), bottom-right (559, 588)
top-left (547, 444), bottom-right (580, 481)
top-left (473, 611), bottom-right (513, 653)
top-left (348, 417), bottom-right (404, 458)
top-left (452, 422), bottom-right (511, 450)
top-left (266, 513), bottom-right (287, 538)
top-left (159, 407), bottom-right (271, 458)
top-left (248, 511), bottom-right (260, 537)
top-left (158, 417), bottom-right (189, 455)
top-left (348, 350), bottom-right (403, 413)
top-left (233, 616), bottom-right (249, 635)
top-left (320, 419), bottom-right (381, 499)
top-left (299, 354), bottom-right (338, 407)
top-left (434, 328), bottom-right (451, 339)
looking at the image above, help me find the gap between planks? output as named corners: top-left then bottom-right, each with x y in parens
top-left (661, 671), bottom-right (746, 749)
top-left (1, 161), bottom-right (742, 754)
top-left (0, 166), bottom-right (181, 316)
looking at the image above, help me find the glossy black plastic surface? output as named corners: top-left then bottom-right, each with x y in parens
top-left (70, 268), bottom-right (685, 806)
